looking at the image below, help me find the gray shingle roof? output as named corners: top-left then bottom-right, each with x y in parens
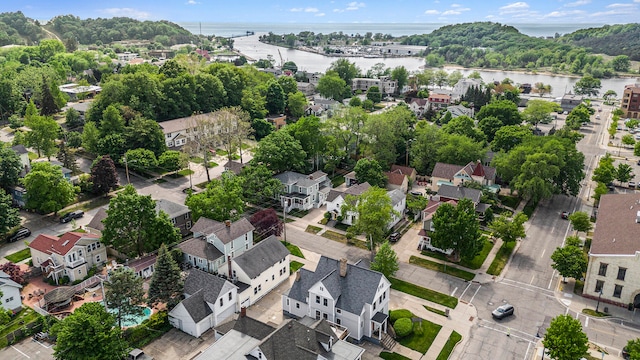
top-left (184, 268), bottom-right (237, 304)
top-left (180, 289), bottom-right (213, 323)
top-left (431, 162), bottom-right (463, 180)
top-left (344, 182), bottom-right (371, 196)
top-left (233, 236), bottom-right (289, 279)
top-left (326, 189), bottom-right (343, 202)
top-left (190, 217), bottom-right (254, 244)
top-left (155, 199), bottom-right (190, 218)
top-left (222, 160), bottom-right (246, 175)
top-left (87, 207), bottom-right (108, 232)
top-left (437, 184), bottom-right (482, 204)
top-left (11, 145), bottom-right (28, 155)
top-left (275, 171), bottom-right (327, 188)
top-left (287, 256), bottom-right (385, 315)
top-left (178, 237), bottom-right (224, 261)
top-left (387, 189), bottom-right (405, 206)
top-left (259, 319), bottom-right (329, 360)
top-left (216, 315), bottom-right (275, 340)
top-left (591, 194), bottom-right (640, 255)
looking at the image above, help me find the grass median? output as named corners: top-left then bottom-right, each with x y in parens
top-left (421, 237), bottom-right (493, 270)
top-left (390, 277), bottom-right (458, 309)
top-left (409, 256), bottom-right (475, 281)
top-left (487, 241), bottom-right (516, 276)
top-left (436, 331), bottom-right (463, 360)
top-left (5, 248), bottom-right (31, 263)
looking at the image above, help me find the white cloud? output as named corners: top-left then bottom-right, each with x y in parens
top-left (346, 2), bottom-right (366, 11)
top-left (316, 12), bottom-right (326, 17)
top-left (424, 9), bottom-right (440, 15)
top-left (499, 2), bottom-right (529, 14)
top-left (333, 8), bottom-right (344, 13)
top-left (290, 8), bottom-right (303, 12)
top-left (451, 3), bottom-right (462, 7)
top-left (100, 8), bottom-right (150, 20)
top-left (565, 0), bottom-right (590, 7)
top-left (185, 0), bottom-right (199, 4)
top-left (544, 10), bottom-right (586, 18)
top-left (606, 3), bottom-right (634, 8)
top-left (304, 7), bottom-right (319, 12)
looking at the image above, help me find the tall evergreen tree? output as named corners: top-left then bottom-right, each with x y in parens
top-left (40, 75), bottom-right (59, 116)
top-left (147, 243), bottom-right (183, 308)
top-left (56, 141), bottom-right (78, 173)
top-left (104, 267), bottom-right (145, 328)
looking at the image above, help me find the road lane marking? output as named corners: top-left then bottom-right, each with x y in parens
top-left (585, 317), bottom-right (589, 328)
top-left (450, 287), bottom-right (458, 297)
top-left (540, 248), bottom-right (546, 259)
top-left (458, 282), bottom-right (471, 300)
top-left (468, 285), bottom-right (481, 305)
top-left (500, 279), bottom-right (554, 296)
top-left (524, 342), bottom-right (532, 360)
top-left (11, 345), bottom-right (30, 358)
top-left (548, 270), bottom-right (556, 289)
top-left (530, 275), bottom-right (535, 285)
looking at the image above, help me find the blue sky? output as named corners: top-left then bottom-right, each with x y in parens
top-left (4, 0), bottom-right (640, 24)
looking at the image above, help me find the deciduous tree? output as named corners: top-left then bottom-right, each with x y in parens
top-left (370, 241), bottom-right (399, 278)
top-left (354, 158), bottom-right (387, 188)
top-left (488, 212), bottom-right (528, 243)
top-left (573, 75), bottom-right (601, 97)
top-left (265, 80), bottom-right (286, 114)
top-left (317, 71), bottom-right (348, 101)
top-left (624, 339), bottom-right (640, 360)
top-left (551, 245), bottom-right (587, 282)
top-left (239, 164), bottom-right (282, 206)
top-left (0, 189), bottom-right (20, 236)
top-left (158, 150), bottom-right (187, 174)
top-left (391, 66), bottom-right (409, 94)
top-left (342, 187), bottom-right (397, 255)
top-left (287, 91), bottom-right (307, 119)
top-left (366, 86), bottom-right (382, 103)
top-left (542, 315), bottom-right (589, 360)
top-left (431, 198), bottom-right (482, 261)
top-left (147, 243), bottom-right (183, 308)
top-left (0, 143), bottom-right (23, 191)
top-left (522, 99), bottom-right (560, 127)
top-left (21, 162), bottom-right (76, 214)
top-left (616, 163), bottom-right (634, 185)
top-left (568, 211), bottom-right (592, 233)
top-left (104, 267), bottom-right (145, 328)
top-left (90, 155), bottom-right (118, 195)
top-left (24, 114), bottom-right (59, 159)
top-left (52, 302), bottom-right (128, 360)
top-left (185, 172), bottom-right (245, 222)
top-left (252, 130), bottom-right (307, 173)
top-left (123, 148), bottom-right (157, 173)
top-left (250, 208), bottom-right (283, 239)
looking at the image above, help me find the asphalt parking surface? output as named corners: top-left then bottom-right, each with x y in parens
top-left (0, 337), bottom-right (54, 360)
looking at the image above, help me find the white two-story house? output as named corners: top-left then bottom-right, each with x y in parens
top-left (29, 232), bottom-right (107, 284)
top-left (232, 235), bottom-right (290, 309)
top-left (326, 183), bottom-right (405, 229)
top-left (275, 171), bottom-right (332, 213)
top-left (430, 161), bottom-right (496, 191)
top-left (168, 268), bottom-right (238, 338)
top-left (282, 256), bottom-right (391, 344)
top-left (0, 271), bottom-right (23, 313)
top-left (179, 217), bottom-right (255, 275)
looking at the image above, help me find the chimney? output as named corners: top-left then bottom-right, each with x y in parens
top-left (228, 255), bottom-right (232, 279)
top-left (240, 307), bottom-right (246, 318)
top-left (295, 270), bottom-right (301, 282)
top-left (339, 258), bottom-right (348, 277)
top-left (225, 219), bottom-right (231, 227)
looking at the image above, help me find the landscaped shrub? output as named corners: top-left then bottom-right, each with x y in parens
top-left (390, 309), bottom-right (413, 324)
top-left (394, 318), bottom-right (413, 338)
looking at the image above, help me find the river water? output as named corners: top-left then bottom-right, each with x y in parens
top-left (233, 34), bottom-right (635, 98)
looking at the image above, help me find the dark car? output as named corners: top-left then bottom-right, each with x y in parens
top-left (622, 346), bottom-right (630, 360)
top-left (60, 211), bottom-right (84, 223)
top-left (7, 227), bottom-right (31, 242)
top-left (410, 190), bottom-right (423, 197)
top-left (561, 211), bottom-right (570, 220)
top-left (390, 233), bottom-right (401, 242)
top-left (492, 304), bottom-right (514, 320)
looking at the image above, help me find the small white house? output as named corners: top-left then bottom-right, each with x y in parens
top-left (0, 271), bottom-right (22, 312)
top-left (168, 268), bottom-right (238, 338)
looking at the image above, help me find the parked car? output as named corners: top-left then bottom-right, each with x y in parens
top-left (60, 211), bottom-right (84, 223)
top-left (389, 233), bottom-right (401, 242)
top-left (561, 211), bottom-right (570, 220)
top-left (410, 190), bottom-right (423, 197)
top-left (492, 304), bottom-right (514, 319)
top-left (7, 227), bottom-right (31, 242)
top-left (630, 182), bottom-right (637, 189)
top-left (622, 346), bottom-right (630, 360)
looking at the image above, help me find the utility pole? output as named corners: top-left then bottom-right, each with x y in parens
top-left (124, 155), bottom-right (130, 184)
top-left (282, 199), bottom-right (287, 245)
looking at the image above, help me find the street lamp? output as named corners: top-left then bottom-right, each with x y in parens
top-left (595, 288), bottom-right (604, 313)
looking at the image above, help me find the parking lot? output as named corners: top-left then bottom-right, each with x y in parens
top-left (0, 338), bottom-right (54, 360)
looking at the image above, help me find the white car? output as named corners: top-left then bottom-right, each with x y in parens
top-left (630, 182), bottom-right (637, 189)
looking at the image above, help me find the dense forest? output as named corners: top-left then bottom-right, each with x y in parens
top-left (559, 24), bottom-right (640, 61)
top-left (48, 15), bottom-right (197, 46)
top-left (0, 12), bottom-right (198, 47)
top-left (0, 12), bottom-right (44, 46)
top-left (399, 22), bottom-right (628, 77)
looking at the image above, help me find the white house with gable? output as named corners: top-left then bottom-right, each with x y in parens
top-left (0, 271), bottom-right (23, 312)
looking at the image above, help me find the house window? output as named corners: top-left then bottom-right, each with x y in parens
top-left (96, 255), bottom-right (101, 263)
top-left (184, 213), bottom-right (190, 219)
top-left (373, 302), bottom-right (377, 310)
top-left (320, 286), bottom-right (323, 291)
top-left (78, 250), bottom-right (82, 256)
top-left (245, 244), bottom-right (249, 250)
top-left (186, 221), bottom-right (192, 229)
top-left (595, 280), bottom-right (604, 293)
top-left (296, 303), bottom-right (300, 309)
top-left (254, 287), bottom-right (258, 295)
top-left (229, 292), bottom-right (232, 301)
top-left (258, 284), bottom-right (261, 291)
top-left (323, 299), bottom-right (328, 306)
top-left (323, 313), bottom-right (328, 320)
top-left (598, 263), bottom-right (608, 276)
top-left (171, 218), bottom-right (176, 225)
top-left (336, 309), bottom-right (341, 314)
top-left (316, 296), bottom-right (320, 304)
top-left (220, 298), bottom-right (223, 306)
top-left (336, 318), bottom-right (341, 325)
top-left (272, 275), bottom-right (275, 281)
top-left (315, 310), bottom-right (320, 320)
top-left (613, 285), bottom-right (623, 298)
top-left (617, 267), bottom-right (627, 281)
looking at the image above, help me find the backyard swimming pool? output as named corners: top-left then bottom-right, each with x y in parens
top-left (101, 303), bottom-right (151, 327)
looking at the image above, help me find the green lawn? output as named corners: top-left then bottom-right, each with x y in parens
top-left (290, 261), bottom-right (304, 273)
top-left (5, 248), bottom-right (31, 263)
top-left (305, 225), bottom-right (322, 234)
top-left (498, 195), bottom-right (520, 209)
top-left (380, 352), bottom-right (412, 360)
top-left (390, 277), bottom-right (458, 309)
top-left (331, 176), bottom-right (346, 187)
top-left (397, 319), bottom-right (442, 354)
top-left (0, 308), bottom-right (41, 348)
top-left (177, 169), bottom-right (194, 176)
top-left (28, 152), bottom-right (38, 160)
top-left (190, 156), bottom-right (204, 164)
top-left (288, 209), bottom-right (309, 218)
top-left (409, 256), bottom-right (475, 281)
top-left (321, 230), bottom-right (347, 242)
top-left (487, 241), bottom-right (517, 276)
top-left (436, 331), bottom-right (462, 360)
top-left (282, 242), bottom-right (305, 258)
top-left (421, 238), bottom-right (493, 270)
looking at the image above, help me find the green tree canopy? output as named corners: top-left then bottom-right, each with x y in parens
top-left (239, 164), bottom-right (282, 206)
top-left (573, 75), bottom-right (602, 97)
top-left (123, 148), bottom-right (157, 173)
top-left (90, 155), bottom-right (118, 195)
top-left (104, 267), bottom-right (145, 328)
top-left (24, 114), bottom-right (60, 159)
top-left (568, 211), bottom-right (592, 233)
top-left (185, 172), bottom-right (245, 222)
top-left (317, 71), bottom-right (348, 101)
top-left (52, 302), bottom-right (128, 360)
top-left (0, 142), bottom-right (23, 191)
top-left (366, 86), bottom-right (382, 103)
top-left (431, 198), bottom-right (482, 261)
top-left (551, 245), bottom-right (587, 281)
top-left (252, 130), bottom-right (307, 173)
top-left (476, 100), bottom-right (522, 127)
top-left (354, 158), bottom-right (387, 188)
top-left (488, 212), bottom-right (528, 243)
top-left (625, 339), bottom-right (640, 360)
top-left (102, 185), bottom-right (180, 257)
top-left (328, 58), bottom-right (360, 84)
top-left (522, 99), bottom-right (560, 127)
top-left (147, 243), bottom-right (183, 308)
top-left (21, 162), bottom-right (76, 214)
top-left (0, 188), bottom-right (21, 236)
top-left (542, 315), bottom-right (589, 360)
top-left (391, 66), bottom-right (409, 94)
top-left (265, 80), bottom-right (286, 114)
top-left (370, 241), bottom-right (399, 278)
top-left (342, 187), bottom-right (396, 253)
